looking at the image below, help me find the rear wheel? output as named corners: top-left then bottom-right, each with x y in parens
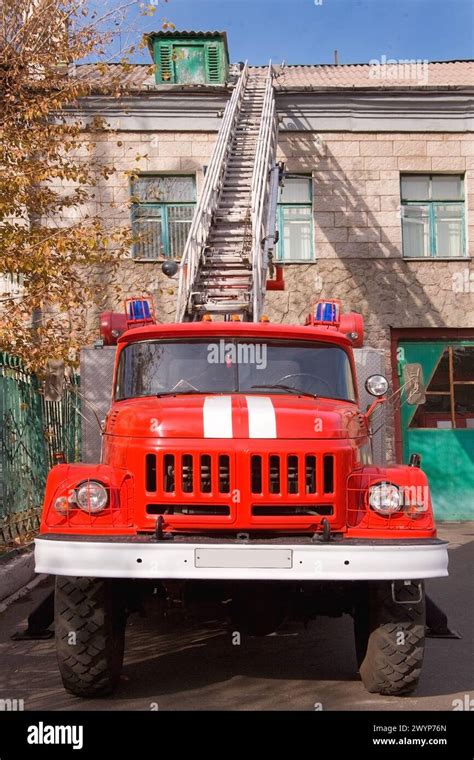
top-left (353, 581), bottom-right (425, 696)
top-left (55, 576), bottom-right (126, 697)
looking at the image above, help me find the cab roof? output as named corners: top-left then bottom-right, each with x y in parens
top-left (117, 321), bottom-right (353, 348)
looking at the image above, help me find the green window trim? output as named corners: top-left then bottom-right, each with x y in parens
top-left (401, 174), bottom-right (466, 259)
top-left (130, 175), bottom-right (196, 260)
top-left (131, 203), bottom-right (195, 260)
top-left (276, 176), bottom-right (314, 263)
top-left (204, 42), bottom-right (223, 84)
top-left (157, 41), bottom-right (174, 83)
top-left (153, 38), bottom-right (227, 85)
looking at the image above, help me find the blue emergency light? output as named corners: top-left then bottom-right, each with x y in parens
top-left (314, 300), bottom-right (340, 325)
top-left (125, 296), bottom-right (156, 327)
top-left (128, 299), bottom-right (151, 321)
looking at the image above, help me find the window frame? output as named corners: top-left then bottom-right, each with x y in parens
top-left (400, 174), bottom-right (466, 260)
top-left (130, 174), bottom-right (196, 261)
top-left (409, 344), bottom-right (474, 430)
top-left (276, 174), bottom-right (314, 263)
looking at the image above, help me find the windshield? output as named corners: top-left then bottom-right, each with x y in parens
top-left (115, 339), bottom-right (356, 402)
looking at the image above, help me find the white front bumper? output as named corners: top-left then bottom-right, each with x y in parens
top-left (35, 537), bottom-right (449, 581)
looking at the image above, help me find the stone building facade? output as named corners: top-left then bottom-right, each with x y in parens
top-left (72, 39), bottom-right (473, 518)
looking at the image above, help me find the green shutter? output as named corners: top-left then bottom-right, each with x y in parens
top-left (157, 41), bottom-right (175, 83)
top-left (205, 43), bottom-right (222, 84)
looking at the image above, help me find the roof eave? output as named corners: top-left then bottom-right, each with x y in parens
top-left (144, 30), bottom-right (229, 61)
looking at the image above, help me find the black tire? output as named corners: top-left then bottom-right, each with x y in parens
top-left (55, 576), bottom-right (126, 698)
top-left (353, 581), bottom-right (425, 696)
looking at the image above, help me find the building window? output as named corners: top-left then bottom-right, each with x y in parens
top-left (276, 176), bottom-right (313, 262)
top-left (131, 175), bottom-right (196, 260)
top-left (409, 344), bottom-right (474, 429)
top-left (401, 174), bottom-right (466, 258)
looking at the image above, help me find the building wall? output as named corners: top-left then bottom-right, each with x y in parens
top-left (268, 130), bottom-right (474, 343)
top-left (84, 129), bottom-right (473, 342)
top-left (80, 130), bottom-right (216, 323)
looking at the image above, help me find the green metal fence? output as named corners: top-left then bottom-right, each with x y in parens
top-left (0, 353), bottom-right (81, 544)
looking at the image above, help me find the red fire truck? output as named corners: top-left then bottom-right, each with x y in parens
top-left (35, 299), bottom-right (448, 698)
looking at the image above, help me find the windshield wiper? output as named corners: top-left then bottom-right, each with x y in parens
top-left (250, 384), bottom-right (317, 399)
top-left (156, 390), bottom-right (204, 398)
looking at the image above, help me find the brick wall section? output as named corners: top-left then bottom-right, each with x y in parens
top-left (277, 131), bottom-right (473, 258)
top-left (269, 131), bottom-right (474, 332)
top-left (79, 131), bottom-right (217, 322)
top-left (78, 131), bottom-right (474, 336)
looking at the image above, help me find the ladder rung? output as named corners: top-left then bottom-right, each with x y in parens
top-left (204, 256), bottom-right (251, 265)
top-left (181, 66), bottom-right (276, 322)
top-left (195, 289), bottom-right (251, 298)
top-left (214, 217), bottom-right (247, 223)
top-left (199, 292), bottom-right (250, 300)
top-left (210, 223), bottom-right (248, 231)
top-left (192, 304), bottom-right (250, 314)
top-left (201, 269), bottom-right (251, 276)
top-left (199, 282), bottom-right (251, 290)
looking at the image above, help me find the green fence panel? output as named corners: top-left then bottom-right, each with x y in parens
top-left (0, 354), bottom-right (81, 543)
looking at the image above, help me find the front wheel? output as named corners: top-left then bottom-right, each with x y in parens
top-left (353, 581), bottom-right (425, 696)
top-left (55, 576), bottom-right (126, 697)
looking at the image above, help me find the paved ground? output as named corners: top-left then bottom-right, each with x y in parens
top-left (0, 523), bottom-right (472, 712)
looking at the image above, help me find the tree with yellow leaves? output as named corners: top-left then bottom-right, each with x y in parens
top-left (0, 0), bottom-right (164, 370)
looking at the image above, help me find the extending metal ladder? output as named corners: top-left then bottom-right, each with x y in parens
top-left (176, 63), bottom-right (280, 322)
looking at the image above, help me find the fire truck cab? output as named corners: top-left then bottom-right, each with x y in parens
top-left (35, 300), bottom-right (448, 699)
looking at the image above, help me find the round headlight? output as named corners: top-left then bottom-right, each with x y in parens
top-left (368, 482), bottom-right (401, 515)
top-left (75, 481), bottom-right (108, 513)
top-left (365, 374), bottom-right (389, 397)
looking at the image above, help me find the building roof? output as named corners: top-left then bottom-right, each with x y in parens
top-left (270, 60), bottom-right (474, 89)
top-left (75, 59), bottom-right (474, 93)
top-left (145, 30), bottom-right (228, 40)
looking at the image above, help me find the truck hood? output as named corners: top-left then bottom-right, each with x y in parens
top-left (106, 395), bottom-right (367, 440)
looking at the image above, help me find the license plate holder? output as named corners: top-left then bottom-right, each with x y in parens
top-left (194, 548), bottom-right (293, 569)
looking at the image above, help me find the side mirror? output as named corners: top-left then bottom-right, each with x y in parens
top-left (403, 363), bottom-right (426, 405)
top-left (365, 374), bottom-right (389, 397)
